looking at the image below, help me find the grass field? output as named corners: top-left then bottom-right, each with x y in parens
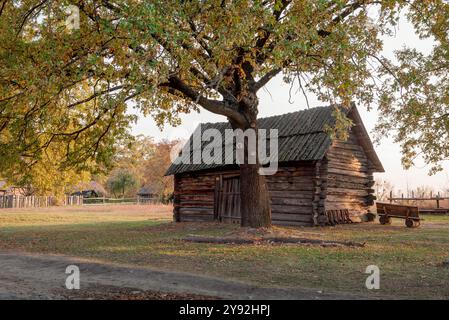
top-left (0, 205), bottom-right (448, 299)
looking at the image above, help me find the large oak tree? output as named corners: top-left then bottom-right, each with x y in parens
top-left (0, 0), bottom-right (448, 227)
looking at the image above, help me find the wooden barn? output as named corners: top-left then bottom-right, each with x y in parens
top-left (166, 104), bottom-right (384, 226)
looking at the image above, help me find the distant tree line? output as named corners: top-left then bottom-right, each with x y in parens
top-left (1, 135), bottom-right (177, 203)
top-left (102, 135), bottom-right (177, 202)
top-left (375, 179), bottom-right (449, 201)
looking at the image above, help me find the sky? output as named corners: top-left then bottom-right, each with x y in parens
top-left (130, 12), bottom-right (449, 194)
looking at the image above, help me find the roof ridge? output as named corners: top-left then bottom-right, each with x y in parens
top-left (199, 105), bottom-right (334, 126)
top-left (258, 105), bottom-right (332, 121)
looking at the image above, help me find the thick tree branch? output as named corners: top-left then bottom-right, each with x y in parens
top-left (253, 68), bottom-right (282, 91)
top-left (162, 76), bottom-right (246, 126)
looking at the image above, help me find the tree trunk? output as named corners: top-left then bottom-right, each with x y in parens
top-left (235, 94), bottom-right (272, 228)
top-left (240, 162), bottom-right (272, 228)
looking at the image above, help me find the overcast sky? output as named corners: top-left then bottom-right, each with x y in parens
top-left (131, 13), bottom-right (449, 194)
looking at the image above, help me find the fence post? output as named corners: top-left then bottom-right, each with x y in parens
top-left (389, 191), bottom-right (392, 203)
top-left (436, 192), bottom-right (440, 209)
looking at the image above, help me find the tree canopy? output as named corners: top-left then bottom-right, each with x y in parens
top-left (106, 168), bottom-right (137, 197)
top-left (375, 2), bottom-right (449, 173)
top-left (141, 139), bottom-right (177, 199)
top-left (104, 135), bottom-right (175, 199)
top-left (0, 0), bottom-right (448, 182)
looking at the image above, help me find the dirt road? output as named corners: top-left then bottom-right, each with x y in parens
top-left (0, 251), bottom-right (365, 300)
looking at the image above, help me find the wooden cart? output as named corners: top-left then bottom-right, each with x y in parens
top-left (376, 202), bottom-right (422, 228)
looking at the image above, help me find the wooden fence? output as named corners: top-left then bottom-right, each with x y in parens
top-left (0, 195), bottom-right (164, 209)
top-left (0, 195), bottom-right (83, 209)
top-left (388, 191), bottom-right (449, 208)
top-left (63, 195), bottom-right (84, 206)
top-left (82, 197), bottom-right (162, 205)
top-left (387, 191), bottom-right (449, 214)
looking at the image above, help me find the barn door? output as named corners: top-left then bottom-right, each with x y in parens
top-left (216, 177), bottom-right (241, 223)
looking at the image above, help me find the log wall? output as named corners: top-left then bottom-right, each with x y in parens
top-left (266, 164), bottom-right (315, 226)
top-left (174, 163), bottom-right (316, 226)
top-left (322, 129), bottom-right (376, 219)
top-left (173, 171), bottom-right (218, 222)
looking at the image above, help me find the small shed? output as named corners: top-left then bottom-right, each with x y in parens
top-left (71, 189), bottom-right (100, 198)
top-left (70, 181), bottom-right (106, 198)
top-left (137, 186), bottom-right (155, 199)
top-left (0, 180), bottom-right (7, 196)
top-left (166, 104), bottom-right (384, 226)
top-left (0, 180), bottom-right (25, 196)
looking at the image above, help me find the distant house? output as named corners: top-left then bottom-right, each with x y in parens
top-left (166, 104), bottom-right (384, 226)
top-left (71, 189), bottom-right (100, 198)
top-left (70, 181), bottom-right (107, 198)
top-left (0, 180), bottom-right (7, 196)
top-left (137, 186), bottom-right (155, 199)
top-left (0, 180), bottom-right (26, 196)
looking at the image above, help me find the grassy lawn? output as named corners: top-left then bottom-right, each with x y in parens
top-left (0, 205), bottom-right (448, 299)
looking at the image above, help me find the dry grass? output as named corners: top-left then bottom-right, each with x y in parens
top-left (0, 205), bottom-right (448, 299)
top-left (0, 204), bottom-right (170, 228)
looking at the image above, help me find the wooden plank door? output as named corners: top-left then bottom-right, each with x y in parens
top-left (216, 177), bottom-right (241, 223)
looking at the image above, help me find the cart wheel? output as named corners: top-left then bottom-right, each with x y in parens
top-left (379, 215), bottom-right (392, 225)
top-left (405, 218), bottom-right (420, 228)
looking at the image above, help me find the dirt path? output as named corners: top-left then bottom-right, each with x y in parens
top-left (0, 251), bottom-right (366, 300)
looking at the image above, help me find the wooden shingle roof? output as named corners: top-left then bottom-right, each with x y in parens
top-left (166, 104), bottom-right (384, 175)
